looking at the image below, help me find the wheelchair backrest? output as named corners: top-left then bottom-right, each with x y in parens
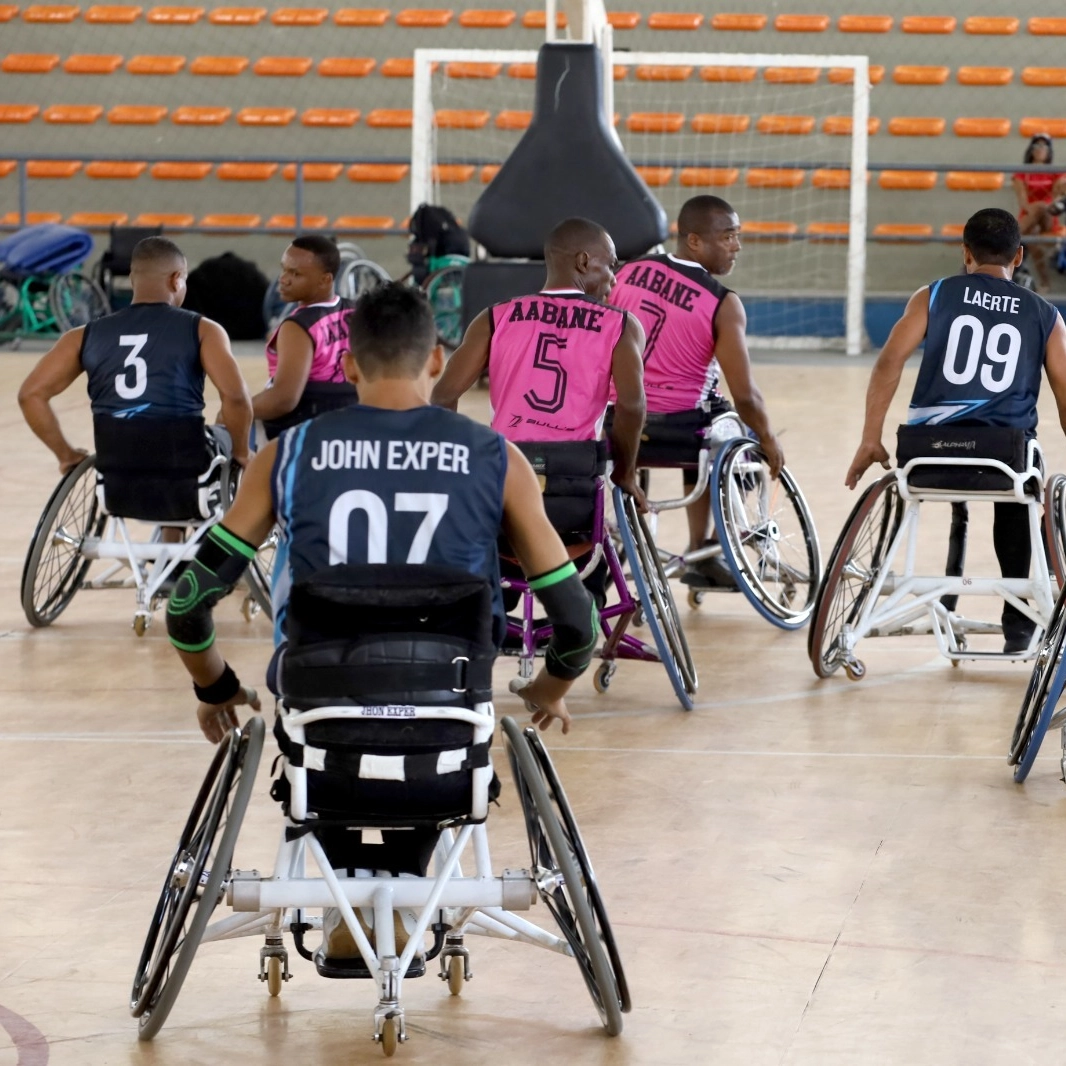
top-left (896, 424), bottom-right (1033, 493)
top-left (513, 439), bottom-right (607, 540)
top-left (100, 225), bottom-right (163, 277)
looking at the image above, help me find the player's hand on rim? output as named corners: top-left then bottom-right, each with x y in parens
top-left (611, 469), bottom-right (648, 513)
top-left (509, 676), bottom-right (572, 735)
top-left (845, 440), bottom-right (891, 491)
top-left (197, 685), bottom-right (262, 744)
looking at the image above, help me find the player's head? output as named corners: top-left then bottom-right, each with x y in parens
top-left (962, 208), bottom-right (1024, 273)
top-left (543, 217), bottom-right (618, 300)
top-left (344, 282), bottom-right (443, 388)
top-left (677, 196), bottom-right (742, 276)
top-left (1024, 133), bottom-right (1053, 165)
top-left (129, 236), bottom-right (188, 306)
top-left (279, 235), bottom-right (341, 303)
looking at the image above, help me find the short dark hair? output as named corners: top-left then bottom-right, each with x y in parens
top-left (962, 208), bottom-right (1021, 265)
top-left (130, 236), bottom-right (185, 270)
top-left (347, 283), bottom-right (437, 377)
top-left (543, 217), bottom-right (610, 261)
top-left (678, 196), bottom-right (735, 237)
top-left (291, 234), bottom-right (341, 278)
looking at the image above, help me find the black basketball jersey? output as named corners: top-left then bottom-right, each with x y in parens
top-left (271, 403), bottom-right (508, 644)
top-left (908, 273), bottom-right (1060, 432)
top-left (81, 302), bottom-right (205, 419)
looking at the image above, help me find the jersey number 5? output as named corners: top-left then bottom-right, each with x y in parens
top-left (115, 334), bottom-right (149, 400)
top-left (328, 490), bottom-right (449, 565)
top-left (942, 315), bottom-right (1020, 394)
top-left (523, 333), bottom-right (569, 414)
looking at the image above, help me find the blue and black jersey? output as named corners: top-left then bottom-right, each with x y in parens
top-left (271, 403), bottom-right (508, 645)
top-left (908, 273), bottom-right (1060, 432)
top-left (81, 302), bottom-right (205, 419)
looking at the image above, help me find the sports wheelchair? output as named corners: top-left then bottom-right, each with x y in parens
top-left (21, 415), bottom-right (271, 634)
top-left (502, 440), bottom-right (698, 710)
top-left (810, 426), bottom-right (1063, 680)
top-left (616, 408), bottom-right (822, 630)
top-left (131, 565), bottom-right (630, 1054)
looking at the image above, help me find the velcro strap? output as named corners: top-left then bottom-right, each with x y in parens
top-left (286, 739), bottom-right (491, 781)
top-left (284, 658), bottom-right (494, 699)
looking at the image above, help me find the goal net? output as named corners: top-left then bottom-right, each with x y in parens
top-left (412, 49), bottom-right (869, 354)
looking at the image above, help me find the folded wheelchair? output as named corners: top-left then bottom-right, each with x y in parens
top-left (130, 565), bottom-right (630, 1055)
top-left (21, 415), bottom-right (271, 634)
top-left (810, 426), bottom-right (1063, 680)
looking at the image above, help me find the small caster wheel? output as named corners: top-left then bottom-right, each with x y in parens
top-left (951, 658), bottom-right (961, 669)
top-left (381, 1015), bottom-right (399, 1057)
top-left (633, 607), bottom-right (645, 627)
top-left (133, 614), bottom-right (148, 637)
top-left (843, 659), bottom-right (866, 682)
top-left (241, 595), bottom-right (259, 623)
top-left (593, 662), bottom-right (616, 694)
top-left (266, 955), bottom-right (283, 997)
top-left (447, 954), bottom-right (464, 996)
top-left (687, 589), bottom-right (704, 609)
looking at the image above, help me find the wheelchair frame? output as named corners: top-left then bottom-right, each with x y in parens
top-left (131, 713), bottom-right (630, 1055)
top-left (809, 443), bottom-right (1062, 680)
top-left (0, 268), bottom-right (109, 344)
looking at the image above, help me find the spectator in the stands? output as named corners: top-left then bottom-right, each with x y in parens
top-left (1013, 133), bottom-right (1066, 292)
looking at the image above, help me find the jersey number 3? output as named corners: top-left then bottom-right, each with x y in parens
top-left (115, 334), bottom-right (149, 400)
top-left (942, 315), bottom-right (1020, 394)
top-left (328, 490), bottom-right (449, 565)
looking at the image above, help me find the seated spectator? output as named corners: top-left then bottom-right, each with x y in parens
top-left (1013, 133), bottom-right (1066, 292)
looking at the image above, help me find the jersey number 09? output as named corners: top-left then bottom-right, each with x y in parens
top-left (328, 490), bottom-right (450, 565)
top-left (114, 334), bottom-right (149, 400)
top-left (942, 314), bottom-right (1020, 394)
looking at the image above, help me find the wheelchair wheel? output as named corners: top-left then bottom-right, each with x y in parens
top-left (613, 487), bottom-right (697, 710)
top-left (1044, 473), bottom-right (1066, 590)
top-left (711, 439), bottom-right (822, 630)
top-left (49, 271), bottom-right (110, 331)
top-left (1009, 586), bottom-right (1066, 780)
top-left (808, 473), bottom-right (903, 678)
top-left (243, 526), bottom-right (277, 620)
top-left (337, 258), bottom-right (391, 301)
top-left (423, 263), bottom-right (465, 349)
top-left (502, 717), bottom-right (627, 1036)
top-left (21, 455), bottom-right (104, 627)
top-left (131, 716), bottom-right (264, 1038)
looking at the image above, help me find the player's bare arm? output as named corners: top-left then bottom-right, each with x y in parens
top-left (714, 292), bottom-right (784, 478)
top-left (199, 317), bottom-right (254, 466)
top-left (251, 320), bottom-right (315, 423)
top-left (607, 313), bottom-right (647, 504)
top-left (1042, 312), bottom-right (1066, 437)
top-left (430, 310), bottom-right (492, 411)
top-left (17, 327), bottom-right (89, 474)
top-left (845, 286), bottom-right (931, 490)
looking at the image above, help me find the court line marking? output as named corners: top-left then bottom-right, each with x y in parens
top-left (0, 1003), bottom-right (48, 1066)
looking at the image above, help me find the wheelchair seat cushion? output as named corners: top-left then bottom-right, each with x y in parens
top-left (513, 439), bottom-right (607, 540)
top-left (896, 424), bottom-right (1031, 492)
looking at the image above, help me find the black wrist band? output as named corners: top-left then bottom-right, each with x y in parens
top-left (194, 663), bottom-right (240, 704)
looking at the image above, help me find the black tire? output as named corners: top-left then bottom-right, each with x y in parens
top-left (423, 263), bottom-right (465, 348)
top-left (1044, 472), bottom-right (1066, 591)
top-left (244, 527), bottom-right (277, 619)
top-left (131, 716), bottom-right (264, 1039)
top-left (21, 455), bottom-right (104, 627)
top-left (502, 717), bottom-right (625, 1036)
top-left (613, 487), bottom-right (697, 710)
top-left (48, 271), bottom-right (110, 331)
top-left (711, 438), bottom-right (822, 630)
top-left (808, 473), bottom-right (903, 678)
top-left (337, 258), bottom-right (391, 301)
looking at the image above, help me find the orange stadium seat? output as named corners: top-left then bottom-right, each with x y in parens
top-left (901, 16), bottom-right (955, 33)
top-left (635, 166), bottom-right (673, 186)
top-left (828, 65), bottom-right (884, 84)
top-left (1022, 68), bottom-right (1066, 86)
top-left (200, 214), bottom-right (261, 227)
top-left (888, 117), bottom-right (946, 136)
top-left (334, 7), bottom-right (388, 24)
top-left (0, 161), bottom-right (17, 176)
top-left (108, 105), bottom-right (167, 123)
top-left (954, 117), bottom-right (1010, 137)
top-left (317, 57), bottom-right (375, 76)
top-left (965, 17), bottom-right (1017, 35)
top-left (679, 167), bottom-right (739, 186)
top-left (209, 6), bottom-right (266, 22)
top-left (27, 160), bottom-right (82, 177)
top-left (774, 14), bottom-right (829, 32)
top-left (741, 221), bottom-right (798, 239)
top-left (64, 54), bottom-right (124, 73)
top-left (940, 224), bottom-right (965, 238)
top-left (480, 164), bottom-right (500, 182)
top-left (823, 115), bottom-right (881, 135)
top-left (43, 104), bottom-right (104, 123)
top-left (957, 67), bottom-right (1013, 86)
top-left (807, 222), bottom-right (850, 240)
top-left (171, 105), bottom-right (231, 124)
top-left (381, 58), bottom-right (415, 77)
top-left (711, 13), bottom-right (766, 31)
top-left (874, 223), bottom-right (933, 240)
top-left (1020, 118), bottom-right (1066, 138)
top-left (700, 66), bottom-right (757, 82)
top-left (0, 104), bottom-right (40, 122)
top-left (522, 10), bottom-right (564, 27)
top-left (812, 168), bottom-right (851, 189)
top-left (22, 4), bottom-right (80, 19)
top-left (334, 215), bottom-right (395, 229)
top-left (757, 115), bottom-right (815, 134)
top-left (2, 53), bottom-right (61, 72)
top-left (879, 170), bottom-right (937, 190)
top-left (496, 110), bottom-right (531, 129)
top-left (764, 67), bottom-right (819, 83)
top-left (893, 66), bottom-right (949, 85)
top-left (267, 214), bottom-right (329, 229)
top-left (67, 211), bottom-right (129, 227)
top-left (691, 114), bottom-right (750, 133)
top-left (191, 56), bottom-right (250, 75)
top-left (271, 6), bottom-right (327, 23)
top-left (254, 56), bottom-right (312, 76)
top-left (85, 3), bottom-right (139, 19)
top-left (626, 112), bottom-right (684, 133)
top-left (0, 5), bottom-right (18, 18)
top-left (435, 109), bottom-right (490, 128)
top-left (300, 108), bottom-right (359, 126)
top-left (458, 9), bottom-right (514, 27)
top-left (365, 109), bottom-right (413, 128)
top-left (647, 11), bottom-right (702, 30)
top-left (837, 14), bottom-right (892, 32)
top-left (348, 163), bottom-right (409, 181)
top-left (146, 5), bottom-right (202, 20)
top-left (127, 55), bottom-right (186, 74)
top-left (85, 160), bottom-right (147, 177)
top-left (446, 62), bottom-right (502, 78)
top-left (151, 161), bottom-right (212, 178)
top-left (218, 162), bottom-right (278, 180)
top-left (507, 62), bottom-right (537, 79)
top-left (395, 7), bottom-right (452, 26)
top-left (237, 106), bottom-right (296, 125)
top-left (433, 164), bottom-right (475, 183)
top-left (1, 212), bottom-right (64, 224)
top-left (1029, 18), bottom-right (1066, 35)
top-left (636, 64), bottom-right (692, 81)
top-left (607, 11), bottom-right (639, 28)
top-left (282, 162), bottom-right (343, 180)
top-left (945, 171), bottom-right (1004, 191)
top-left (747, 168), bottom-right (805, 188)
top-left (133, 212), bottom-right (194, 226)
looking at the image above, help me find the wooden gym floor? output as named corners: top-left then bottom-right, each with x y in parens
top-left (3, 349), bottom-right (1066, 1066)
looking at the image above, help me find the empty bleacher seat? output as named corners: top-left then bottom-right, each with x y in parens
top-left (27, 160), bottom-right (82, 177)
top-left (953, 117), bottom-right (1010, 137)
top-left (218, 162), bottom-right (278, 180)
top-left (774, 14), bottom-right (829, 31)
top-left (237, 107), bottom-right (296, 125)
top-left (607, 11), bottom-right (639, 28)
top-left (1020, 118), bottom-right (1066, 138)
top-left (838, 14), bottom-right (892, 32)
top-left (191, 56), bottom-right (250, 75)
top-left (85, 160), bottom-right (147, 177)
top-left (348, 163), bottom-right (408, 182)
top-left (146, 5), bottom-right (203, 21)
top-left (480, 164), bottom-right (499, 182)
top-left (271, 6), bottom-right (327, 23)
top-left (893, 66), bottom-right (949, 85)
top-left (812, 168), bottom-right (851, 189)
top-left (2, 53), bottom-right (61, 72)
top-left (901, 16), bottom-right (955, 33)
top-left (700, 65), bottom-right (757, 82)
top-left (365, 109), bottom-right (412, 128)
top-left (627, 112), bottom-right (684, 133)
top-left (680, 167), bottom-right (739, 187)
top-left (0, 162), bottom-right (17, 177)
top-left (495, 110), bottom-right (530, 129)
top-left (824, 115), bottom-right (881, 135)
top-left (945, 171), bottom-right (1004, 191)
top-left (711, 13), bottom-right (765, 31)
top-left (958, 67), bottom-right (1013, 86)
top-left (741, 221), bottom-right (798, 239)
top-left (691, 113), bottom-right (750, 133)
top-left (209, 6), bottom-right (266, 22)
top-left (134, 212), bottom-right (194, 226)
top-left (0, 104), bottom-right (41, 122)
top-left (807, 222), bottom-right (850, 240)
top-left (333, 7), bottom-right (388, 23)
top-left (446, 61), bottom-right (502, 78)
top-left (458, 9), bottom-right (515, 27)
top-left (507, 62), bottom-right (536, 79)
top-left (151, 161), bottom-right (212, 178)
top-left (200, 214), bottom-right (261, 228)
top-left (433, 164), bottom-right (476, 183)
top-left (267, 214), bottom-right (329, 229)
top-left (282, 163), bottom-right (343, 180)
top-left (395, 7), bottom-right (452, 26)
top-left (879, 170), bottom-right (938, 190)
top-left (108, 104), bottom-right (167, 123)
top-left (1, 211), bottom-right (64, 224)
top-left (333, 215), bottom-right (395, 229)
top-left (1022, 68), bottom-right (1066, 86)
top-left (747, 168), bottom-right (805, 188)
top-left (647, 12), bottom-right (702, 30)
top-left (635, 166), bottom-right (673, 186)
top-left (64, 53), bottom-right (124, 73)
top-left (317, 57), bottom-right (375, 76)
top-left (636, 64), bottom-right (692, 81)
top-left (1029, 18), bottom-right (1066, 35)
top-left (829, 65), bottom-right (884, 84)
top-left (381, 58), bottom-right (416, 77)
top-left (44, 105), bottom-right (104, 123)
top-left (940, 224), bottom-right (965, 238)
top-left (0, 5), bottom-right (18, 18)
top-left (521, 10), bottom-right (564, 27)
top-left (85, 4), bottom-right (140, 20)
top-left (764, 67), bottom-right (819, 83)
top-left (300, 108), bottom-right (359, 127)
top-left (171, 106), bottom-right (231, 124)
top-left (873, 223), bottom-right (933, 240)
top-left (127, 55), bottom-right (186, 73)
top-left (757, 115), bottom-right (815, 134)
top-left (67, 211), bottom-right (130, 227)
top-left (22, 4), bottom-right (80, 20)
top-left (436, 109), bottom-right (490, 129)
top-left (888, 117), bottom-right (946, 136)
top-left (254, 56), bottom-right (312, 76)
top-left (964, 17), bottom-right (1017, 34)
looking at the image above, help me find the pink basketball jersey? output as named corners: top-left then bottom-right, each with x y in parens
top-left (611, 254), bottom-right (731, 413)
top-left (488, 291), bottom-right (627, 441)
top-left (266, 295), bottom-right (356, 384)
